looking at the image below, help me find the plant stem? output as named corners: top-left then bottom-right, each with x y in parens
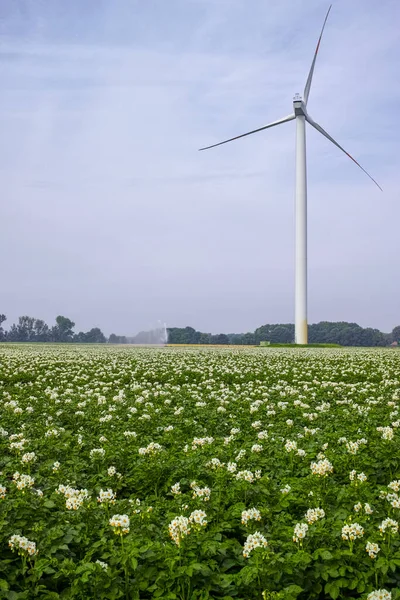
top-left (121, 534), bottom-right (129, 599)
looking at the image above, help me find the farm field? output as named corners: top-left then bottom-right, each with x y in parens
top-left (1, 345), bottom-right (400, 600)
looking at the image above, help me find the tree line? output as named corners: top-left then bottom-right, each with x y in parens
top-left (167, 323), bottom-right (400, 347)
top-left (1, 314), bottom-right (399, 346)
top-left (0, 315), bottom-right (107, 344)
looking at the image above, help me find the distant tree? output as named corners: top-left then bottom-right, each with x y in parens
top-left (211, 333), bottom-right (229, 345)
top-left (34, 319), bottom-right (50, 342)
top-left (74, 331), bottom-right (86, 343)
top-left (21, 316), bottom-right (35, 341)
top-left (254, 324), bottom-right (294, 344)
top-left (51, 316), bottom-right (75, 343)
top-left (308, 321), bottom-right (388, 346)
top-left (177, 327), bottom-right (200, 344)
top-left (0, 315), bottom-right (396, 347)
top-left (227, 333), bottom-right (243, 345)
top-left (73, 328), bottom-right (106, 343)
top-left (269, 326), bottom-right (293, 344)
top-left (243, 332), bottom-right (256, 345)
top-left (359, 327), bottom-right (387, 347)
top-left (108, 334), bottom-right (127, 344)
top-left (392, 326), bottom-right (400, 344)
top-left (167, 327), bottom-right (201, 344)
top-left (254, 324), bottom-right (273, 345)
top-left (167, 328), bottom-right (182, 344)
top-left (309, 322), bottom-right (333, 343)
top-left (83, 328), bottom-right (106, 344)
top-left (130, 331), bottom-right (146, 344)
top-left (198, 332), bottom-right (211, 344)
top-left (0, 314), bottom-right (6, 341)
top-left (4, 316), bottom-right (50, 342)
top-left (6, 316), bottom-right (36, 342)
top-left (132, 330), bottom-right (166, 344)
top-left (6, 324), bottom-right (18, 341)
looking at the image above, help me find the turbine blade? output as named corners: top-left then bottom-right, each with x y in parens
top-left (306, 115), bottom-right (382, 191)
top-left (199, 114), bottom-right (295, 151)
top-left (303, 5), bottom-right (332, 106)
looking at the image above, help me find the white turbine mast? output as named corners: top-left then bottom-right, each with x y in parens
top-left (199, 4), bottom-right (382, 345)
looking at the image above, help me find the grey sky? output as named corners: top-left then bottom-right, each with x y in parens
top-left (1, 0), bottom-right (399, 336)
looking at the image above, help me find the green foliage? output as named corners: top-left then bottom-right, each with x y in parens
top-left (75, 328), bottom-right (107, 344)
top-left (0, 315), bottom-right (106, 344)
top-left (167, 322), bottom-right (392, 346)
top-left (0, 314), bottom-right (7, 342)
top-left (0, 313), bottom-right (396, 347)
top-left (391, 326), bottom-right (400, 344)
top-left (1, 346), bottom-right (400, 598)
top-left (261, 343), bottom-right (342, 348)
top-left (108, 334), bottom-right (128, 345)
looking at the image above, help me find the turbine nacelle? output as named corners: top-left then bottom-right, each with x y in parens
top-left (293, 94), bottom-right (307, 117)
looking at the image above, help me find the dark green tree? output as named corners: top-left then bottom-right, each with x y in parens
top-left (6, 316), bottom-right (36, 342)
top-left (254, 324), bottom-right (294, 344)
top-left (74, 328), bottom-right (106, 343)
top-left (392, 326), bottom-right (400, 344)
top-left (108, 334), bottom-right (127, 344)
top-left (243, 332), bottom-right (256, 345)
top-left (167, 327), bottom-right (201, 344)
top-left (211, 333), bottom-right (229, 345)
top-left (34, 319), bottom-right (50, 342)
top-left (0, 314), bottom-right (6, 341)
top-left (51, 316), bottom-right (75, 343)
top-left (108, 334), bottom-right (128, 344)
top-left (82, 328), bottom-right (106, 344)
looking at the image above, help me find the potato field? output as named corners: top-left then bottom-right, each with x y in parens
top-left (1, 345), bottom-right (400, 600)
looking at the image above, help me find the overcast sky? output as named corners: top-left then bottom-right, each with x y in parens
top-left (1, 0), bottom-right (399, 336)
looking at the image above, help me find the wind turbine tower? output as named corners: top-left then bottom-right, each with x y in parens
top-left (199, 5), bottom-right (382, 344)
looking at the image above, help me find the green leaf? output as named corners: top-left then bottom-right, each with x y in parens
top-left (325, 580), bottom-right (340, 600)
top-left (327, 568), bottom-right (339, 578)
top-left (284, 584), bottom-right (303, 598)
top-left (375, 556), bottom-right (387, 568)
top-left (357, 580), bottom-right (366, 593)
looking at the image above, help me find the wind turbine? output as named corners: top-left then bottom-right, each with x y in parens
top-left (199, 5), bottom-right (382, 345)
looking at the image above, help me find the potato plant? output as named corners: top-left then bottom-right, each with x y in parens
top-left (1, 345), bottom-right (400, 599)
